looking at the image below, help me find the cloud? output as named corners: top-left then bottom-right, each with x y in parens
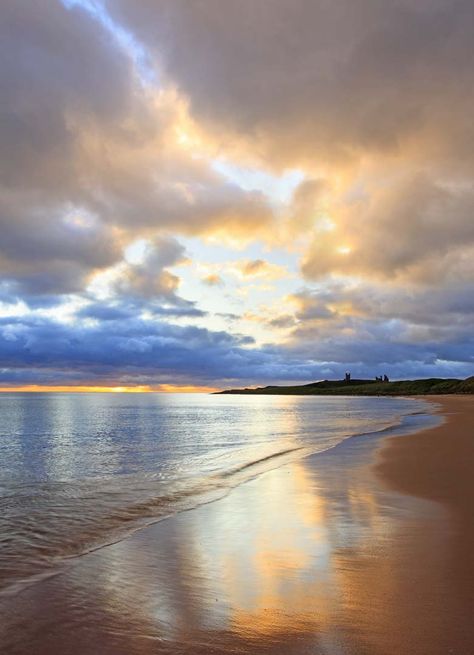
top-left (1, 0), bottom-right (472, 385)
top-left (106, 0), bottom-right (474, 171)
top-left (287, 281), bottom-right (474, 330)
top-left (265, 280), bottom-right (474, 377)
top-left (237, 259), bottom-right (287, 280)
top-left (82, 236), bottom-right (209, 320)
top-left (105, 1), bottom-right (474, 288)
top-left (112, 237), bottom-right (186, 301)
top-left (301, 174), bottom-right (474, 284)
top-left (202, 273), bottom-right (224, 287)
top-left (0, 197), bottom-right (122, 296)
top-left (0, 313), bottom-right (287, 387)
top-left (0, 0), bottom-right (275, 304)
top-left (0, 305), bottom-right (471, 389)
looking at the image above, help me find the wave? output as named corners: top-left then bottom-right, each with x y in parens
top-left (218, 445), bottom-right (305, 477)
top-left (0, 445), bottom-right (312, 599)
top-left (0, 402), bottom-right (435, 599)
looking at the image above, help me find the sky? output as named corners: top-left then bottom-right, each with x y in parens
top-left (0, 0), bottom-right (473, 391)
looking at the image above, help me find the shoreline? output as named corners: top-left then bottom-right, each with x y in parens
top-left (375, 395), bottom-right (473, 522)
top-left (0, 396), bottom-right (435, 603)
top-left (1, 396), bottom-right (473, 654)
top-left (373, 395), bottom-right (474, 652)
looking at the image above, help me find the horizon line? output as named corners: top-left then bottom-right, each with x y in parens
top-left (0, 385), bottom-right (219, 394)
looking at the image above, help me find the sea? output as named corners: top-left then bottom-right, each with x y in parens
top-left (0, 392), bottom-right (436, 598)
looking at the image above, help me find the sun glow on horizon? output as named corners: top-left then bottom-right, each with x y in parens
top-left (0, 384), bottom-right (218, 394)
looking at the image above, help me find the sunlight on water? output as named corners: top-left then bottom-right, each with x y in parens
top-left (0, 393), bottom-right (433, 597)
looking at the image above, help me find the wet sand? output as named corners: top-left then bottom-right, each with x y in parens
top-left (375, 395), bottom-right (474, 650)
top-left (1, 397), bottom-right (473, 654)
top-left (376, 396), bottom-right (474, 525)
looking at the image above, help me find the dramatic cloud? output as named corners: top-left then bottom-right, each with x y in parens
top-left (0, 313), bottom-right (303, 388)
top-left (0, 307), bottom-right (471, 388)
top-left (0, 0), bottom-right (274, 302)
top-left (107, 0), bottom-right (474, 170)
top-left (0, 0), bottom-right (472, 387)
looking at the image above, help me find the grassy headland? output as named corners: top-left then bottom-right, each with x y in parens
top-left (217, 376), bottom-right (474, 396)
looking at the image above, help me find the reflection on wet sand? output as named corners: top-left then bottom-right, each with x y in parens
top-left (1, 420), bottom-right (470, 655)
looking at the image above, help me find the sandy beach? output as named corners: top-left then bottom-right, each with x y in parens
top-left (1, 396), bottom-right (473, 655)
top-left (375, 395), bottom-right (474, 651)
top-left (376, 396), bottom-right (474, 526)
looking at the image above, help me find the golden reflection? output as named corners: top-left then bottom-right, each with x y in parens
top-left (183, 459), bottom-right (334, 638)
top-left (59, 395), bottom-right (447, 652)
top-left (63, 424), bottom-right (451, 654)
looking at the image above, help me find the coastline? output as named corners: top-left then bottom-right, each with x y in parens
top-left (216, 376), bottom-right (474, 396)
top-left (375, 395), bottom-right (473, 519)
top-left (374, 395), bottom-right (474, 642)
top-left (1, 396), bottom-right (473, 654)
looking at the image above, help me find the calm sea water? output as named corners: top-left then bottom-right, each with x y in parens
top-left (0, 393), bottom-right (433, 596)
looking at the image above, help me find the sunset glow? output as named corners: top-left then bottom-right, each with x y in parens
top-left (0, 0), bottom-right (472, 390)
top-left (1, 4), bottom-right (473, 655)
top-left (0, 384), bottom-right (217, 394)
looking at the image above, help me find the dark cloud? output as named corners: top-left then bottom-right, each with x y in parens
top-left (0, 0), bottom-right (135, 295)
top-left (107, 0), bottom-right (474, 169)
top-left (268, 282), bottom-right (474, 378)
top-left (0, 198), bottom-right (121, 296)
top-left (0, 314), bottom-right (269, 387)
top-left (0, 302), bottom-right (471, 388)
top-left (75, 304), bottom-right (133, 323)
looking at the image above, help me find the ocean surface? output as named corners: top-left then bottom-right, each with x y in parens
top-left (0, 392), bottom-right (435, 598)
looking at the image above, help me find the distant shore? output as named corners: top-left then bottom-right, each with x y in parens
top-left (217, 375), bottom-right (474, 396)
